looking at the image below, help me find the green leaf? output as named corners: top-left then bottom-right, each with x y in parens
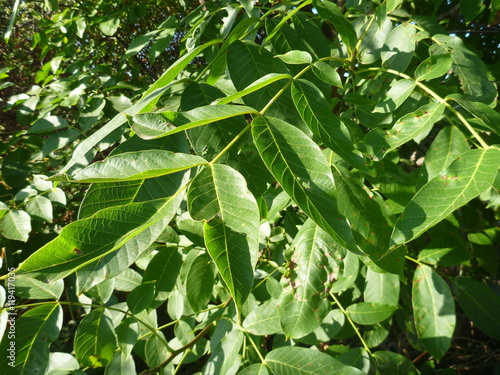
top-left (298, 309), bottom-right (345, 344)
top-left (145, 331), bottom-right (169, 368)
top-left (99, 17), bottom-right (120, 36)
top-left (0, 210), bottom-right (31, 242)
top-left (275, 50), bottom-right (313, 64)
top-left (362, 102), bottom-right (445, 159)
top-left (373, 351), bottom-right (418, 375)
top-left (381, 23), bottom-right (416, 72)
top-left (16, 189), bottom-right (184, 281)
top-left (188, 164), bottom-right (259, 308)
top-left (243, 300), bottom-right (281, 335)
top-left (28, 115), bottom-right (69, 134)
top-left (0, 304), bottom-right (62, 375)
top-left (355, 16), bottom-right (393, 64)
top-left (127, 281), bottom-right (155, 314)
top-left (45, 352), bottom-right (80, 375)
top-left (104, 352), bottom-right (136, 375)
top-left (278, 219), bottom-right (332, 338)
top-left (15, 276), bottom-right (64, 299)
top-left (412, 265), bottom-right (455, 360)
top-left (423, 126), bottom-right (469, 181)
top-left (227, 40), bottom-right (298, 123)
top-left (180, 82), bottom-right (272, 197)
top-left (453, 277), bottom-right (500, 339)
top-left (26, 195), bottom-right (53, 222)
top-left (74, 309), bottom-right (118, 368)
top-left (415, 54), bottom-right (452, 81)
top-left (460, 0), bottom-right (483, 23)
top-left (311, 61), bottom-right (342, 87)
top-left (186, 252), bottom-right (216, 313)
top-left (335, 168), bottom-right (394, 259)
top-left (292, 13), bottom-right (331, 58)
top-left (238, 364), bottom-right (269, 375)
top-left (450, 48), bottom-right (497, 104)
top-left (266, 347), bottom-right (365, 375)
top-left (61, 39), bottom-right (222, 174)
top-left (252, 116), bottom-right (357, 252)
top-left (116, 317), bottom-right (139, 358)
top-left (391, 148), bottom-right (500, 246)
top-left (291, 79), bottom-right (366, 171)
top-left (129, 104), bottom-right (257, 140)
top-left (215, 73), bottom-right (292, 105)
top-left (203, 323), bottom-right (243, 375)
top-left (373, 79), bottom-right (416, 113)
top-left (124, 30), bottom-right (158, 58)
top-left (67, 150), bottom-right (207, 182)
top-left (447, 93), bottom-right (500, 136)
top-left (313, 0), bottom-right (357, 51)
top-left (418, 219), bottom-right (471, 266)
top-left (346, 302), bottom-right (398, 325)
top-left (142, 246), bottom-right (182, 304)
top-left (387, 0), bottom-right (405, 12)
top-left (364, 268), bottom-right (400, 306)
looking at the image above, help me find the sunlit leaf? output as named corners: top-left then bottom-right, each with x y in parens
top-left (392, 148), bottom-right (500, 246)
top-left (252, 116), bottom-right (357, 252)
top-left (188, 164), bottom-right (259, 308)
top-left (74, 309), bottom-right (117, 368)
top-left (278, 219), bottom-right (332, 338)
top-left (0, 304), bottom-right (62, 374)
top-left (266, 347), bottom-right (365, 375)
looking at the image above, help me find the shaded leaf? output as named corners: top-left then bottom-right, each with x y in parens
top-left (412, 265), bottom-right (455, 360)
top-left (373, 79), bottom-right (416, 113)
top-left (127, 281), bottom-right (155, 314)
top-left (423, 126), bottom-right (470, 181)
top-left (142, 246), bottom-right (183, 304)
top-left (186, 252), bottom-right (216, 313)
top-left (291, 79), bottom-right (366, 171)
top-left (381, 23), bottom-right (416, 72)
top-left (453, 277), bottom-right (500, 339)
top-left (374, 351), bottom-right (418, 375)
top-left (335, 168), bottom-right (394, 259)
top-left (447, 93), bottom-right (500, 136)
top-left (313, 0), bottom-right (357, 50)
top-left (29, 116), bottom-right (69, 134)
top-left (450, 48), bottom-right (497, 104)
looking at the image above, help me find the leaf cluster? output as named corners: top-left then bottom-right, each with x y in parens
top-left (1, 0), bottom-right (500, 374)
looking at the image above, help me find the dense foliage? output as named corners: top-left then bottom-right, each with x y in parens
top-left (1, 0), bottom-right (500, 374)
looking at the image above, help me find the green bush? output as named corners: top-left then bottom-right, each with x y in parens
top-left (1, 0), bottom-right (499, 374)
